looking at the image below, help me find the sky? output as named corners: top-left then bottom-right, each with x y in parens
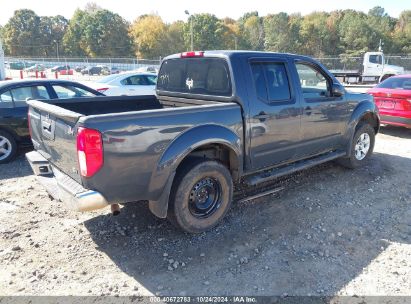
top-left (0, 0), bottom-right (408, 25)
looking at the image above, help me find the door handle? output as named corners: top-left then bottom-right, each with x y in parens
top-left (254, 112), bottom-right (270, 121)
top-left (305, 106), bottom-right (312, 116)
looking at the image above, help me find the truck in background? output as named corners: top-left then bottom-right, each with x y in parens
top-left (331, 47), bottom-right (405, 85)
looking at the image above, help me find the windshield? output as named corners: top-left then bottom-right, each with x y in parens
top-left (97, 74), bottom-right (122, 84)
top-left (376, 77), bottom-right (411, 90)
top-left (157, 58), bottom-right (232, 96)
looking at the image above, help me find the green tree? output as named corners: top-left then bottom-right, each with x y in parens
top-left (241, 13), bottom-right (264, 50)
top-left (2, 9), bottom-right (41, 56)
top-left (164, 21), bottom-right (186, 55)
top-left (394, 10), bottom-right (411, 53)
top-left (84, 10), bottom-right (132, 57)
top-left (62, 9), bottom-right (88, 56)
top-left (38, 15), bottom-right (68, 56)
top-left (63, 7), bottom-right (132, 57)
top-left (264, 12), bottom-right (302, 53)
top-left (130, 15), bottom-right (167, 58)
top-left (367, 7), bottom-right (397, 53)
top-left (184, 14), bottom-right (225, 51)
top-left (338, 10), bottom-right (374, 56)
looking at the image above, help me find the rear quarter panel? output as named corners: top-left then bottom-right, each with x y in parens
top-left (79, 103), bottom-right (243, 204)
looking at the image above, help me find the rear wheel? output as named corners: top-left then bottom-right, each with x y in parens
top-left (338, 123), bottom-right (375, 169)
top-left (168, 160), bottom-right (233, 233)
top-left (0, 131), bottom-right (18, 164)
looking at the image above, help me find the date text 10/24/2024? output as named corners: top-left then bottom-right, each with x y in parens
top-left (149, 296), bottom-right (257, 303)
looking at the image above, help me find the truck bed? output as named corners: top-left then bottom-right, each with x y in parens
top-left (44, 95), bottom-right (222, 117)
top-left (27, 95), bottom-right (242, 202)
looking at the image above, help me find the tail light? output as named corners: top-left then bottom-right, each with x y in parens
top-left (76, 127), bottom-right (103, 177)
top-left (181, 51), bottom-right (204, 58)
top-left (27, 111), bottom-right (32, 138)
top-left (97, 88), bottom-right (109, 93)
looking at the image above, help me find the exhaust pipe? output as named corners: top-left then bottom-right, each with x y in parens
top-left (111, 204), bottom-right (120, 216)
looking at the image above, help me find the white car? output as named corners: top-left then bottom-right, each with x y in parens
top-left (86, 72), bottom-right (157, 96)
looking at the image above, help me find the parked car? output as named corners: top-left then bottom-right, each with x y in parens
top-left (0, 79), bottom-right (104, 163)
top-left (86, 72), bottom-right (157, 95)
top-left (9, 62), bottom-right (32, 70)
top-left (50, 65), bottom-right (71, 72)
top-left (81, 66), bottom-right (102, 75)
top-left (101, 66), bottom-right (122, 75)
top-left (367, 74), bottom-right (411, 128)
top-left (26, 51), bottom-right (379, 233)
top-left (75, 66), bottom-right (86, 73)
top-left (24, 64), bottom-right (46, 72)
top-left (136, 66), bottom-right (159, 74)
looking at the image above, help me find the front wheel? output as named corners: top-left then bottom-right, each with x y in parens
top-left (338, 123), bottom-right (375, 169)
top-left (168, 160), bottom-right (233, 233)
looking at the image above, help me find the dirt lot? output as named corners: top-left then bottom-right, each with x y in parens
top-left (0, 126), bottom-right (410, 297)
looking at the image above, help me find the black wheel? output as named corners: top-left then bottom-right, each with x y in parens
top-left (168, 160), bottom-right (233, 233)
top-left (0, 130), bottom-right (18, 164)
top-left (338, 123), bottom-right (375, 169)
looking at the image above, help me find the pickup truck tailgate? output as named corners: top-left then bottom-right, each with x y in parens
top-left (28, 100), bottom-right (83, 184)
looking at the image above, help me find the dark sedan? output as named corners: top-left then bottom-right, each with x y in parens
top-left (0, 79), bottom-right (104, 163)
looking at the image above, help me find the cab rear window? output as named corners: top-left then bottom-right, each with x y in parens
top-left (157, 58), bottom-right (232, 96)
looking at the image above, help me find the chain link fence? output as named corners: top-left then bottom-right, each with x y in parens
top-left (3, 55), bottom-right (411, 81)
top-left (3, 56), bottom-right (162, 81)
top-left (316, 55), bottom-right (411, 73)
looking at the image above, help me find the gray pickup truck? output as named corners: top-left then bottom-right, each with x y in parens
top-left (26, 51), bottom-right (380, 233)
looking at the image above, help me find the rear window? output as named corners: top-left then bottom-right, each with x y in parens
top-left (376, 77), bottom-right (411, 90)
top-left (157, 58), bottom-right (232, 96)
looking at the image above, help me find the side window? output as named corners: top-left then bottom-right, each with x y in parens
top-left (369, 55), bottom-right (382, 64)
top-left (53, 85), bottom-right (96, 98)
top-left (251, 62), bottom-right (291, 103)
top-left (251, 63), bottom-right (268, 100)
top-left (295, 63), bottom-right (330, 99)
top-left (121, 76), bottom-right (146, 85)
top-left (0, 91), bottom-right (13, 103)
top-left (10, 86), bottom-right (50, 101)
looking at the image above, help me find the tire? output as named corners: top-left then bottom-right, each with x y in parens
top-left (338, 123), bottom-right (375, 169)
top-left (168, 160), bottom-right (233, 233)
top-left (0, 130), bottom-right (18, 164)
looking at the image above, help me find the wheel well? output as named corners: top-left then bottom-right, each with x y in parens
top-left (0, 127), bottom-right (19, 141)
top-left (358, 112), bottom-right (379, 134)
top-left (176, 144), bottom-right (240, 181)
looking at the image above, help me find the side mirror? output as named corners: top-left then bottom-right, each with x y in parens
top-left (332, 83), bottom-right (345, 97)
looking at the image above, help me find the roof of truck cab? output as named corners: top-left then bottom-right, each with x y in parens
top-left (164, 50), bottom-right (315, 61)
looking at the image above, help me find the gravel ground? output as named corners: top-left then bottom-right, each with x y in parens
top-left (0, 126), bottom-right (410, 297)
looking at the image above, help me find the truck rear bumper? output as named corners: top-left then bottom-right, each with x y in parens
top-left (26, 151), bottom-right (110, 212)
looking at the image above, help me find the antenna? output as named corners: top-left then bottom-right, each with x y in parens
top-left (378, 39), bottom-right (384, 53)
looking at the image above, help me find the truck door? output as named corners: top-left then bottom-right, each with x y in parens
top-left (363, 53), bottom-right (384, 76)
top-left (246, 58), bottom-right (301, 170)
top-left (292, 60), bottom-right (349, 158)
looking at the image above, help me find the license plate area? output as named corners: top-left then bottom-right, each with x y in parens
top-left (41, 113), bottom-right (56, 140)
top-left (379, 100), bottom-right (395, 109)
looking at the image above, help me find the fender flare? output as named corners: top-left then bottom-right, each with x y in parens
top-left (345, 100), bottom-right (380, 156)
top-left (148, 124), bottom-right (242, 218)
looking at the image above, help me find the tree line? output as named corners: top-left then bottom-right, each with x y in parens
top-left (0, 4), bottom-right (410, 59)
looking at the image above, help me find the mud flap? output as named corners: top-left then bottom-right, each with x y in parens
top-left (148, 171), bottom-right (176, 218)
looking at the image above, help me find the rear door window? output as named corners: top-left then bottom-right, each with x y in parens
top-left (157, 58), bottom-right (232, 96)
top-left (251, 62), bottom-right (291, 102)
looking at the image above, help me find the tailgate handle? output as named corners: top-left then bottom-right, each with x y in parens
top-left (42, 121), bottom-right (52, 131)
